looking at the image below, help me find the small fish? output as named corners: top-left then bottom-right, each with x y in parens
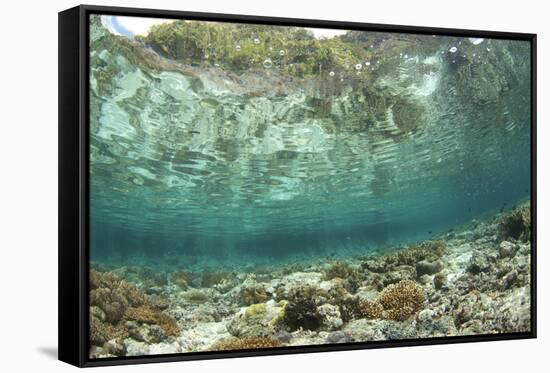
top-left (428, 231), bottom-right (433, 234)
top-left (188, 130), bottom-right (200, 134)
top-left (448, 228), bottom-right (454, 232)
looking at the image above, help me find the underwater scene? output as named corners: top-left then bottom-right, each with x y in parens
top-left (88, 14), bottom-right (532, 358)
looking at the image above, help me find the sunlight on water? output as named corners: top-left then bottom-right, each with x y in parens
top-left (89, 16), bottom-right (530, 267)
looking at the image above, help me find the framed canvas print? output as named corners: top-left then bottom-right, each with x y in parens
top-left (58, 4), bottom-right (536, 367)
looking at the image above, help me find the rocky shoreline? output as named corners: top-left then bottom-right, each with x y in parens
top-left (89, 202), bottom-right (531, 358)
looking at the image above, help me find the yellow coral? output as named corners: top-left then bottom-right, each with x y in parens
top-left (377, 280), bottom-right (425, 321)
top-left (270, 300), bottom-right (288, 327)
top-left (209, 337), bottom-right (282, 351)
top-left (244, 303), bottom-right (267, 318)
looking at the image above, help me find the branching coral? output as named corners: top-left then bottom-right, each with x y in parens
top-left (377, 280), bottom-right (425, 321)
top-left (208, 337), bottom-right (282, 351)
top-left (339, 296), bottom-right (383, 322)
top-left (361, 240), bottom-right (447, 273)
top-left (89, 269), bottom-right (177, 349)
top-left (498, 203), bottom-right (531, 241)
top-left (358, 300), bottom-right (384, 320)
top-left (89, 315), bottom-right (129, 346)
top-left (89, 269), bottom-right (147, 323)
top-left (124, 306), bottom-right (180, 337)
top-left (394, 240), bottom-right (447, 266)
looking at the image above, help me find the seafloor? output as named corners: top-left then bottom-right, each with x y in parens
top-left (89, 202), bottom-right (531, 358)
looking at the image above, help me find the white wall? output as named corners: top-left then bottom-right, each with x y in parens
top-left (0, 0), bottom-right (546, 371)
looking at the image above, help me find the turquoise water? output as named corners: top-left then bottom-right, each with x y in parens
top-left (89, 16), bottom-right (531, 269)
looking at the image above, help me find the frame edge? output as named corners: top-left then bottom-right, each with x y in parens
top-left (58, 5), bottom-right (86, 368)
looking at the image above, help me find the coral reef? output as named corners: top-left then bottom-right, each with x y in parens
top-left (498, 203), bottom-right (531, 241)
top-left (208, 337), bottom-right (283, 351)
top-left (238, 283), bottom-right (269, 305)
top-left (227, 300), bottom-right (286, 337)
top-left (280, 285), bottom-right (330, 331)
top-left (377, 280), bottom-right (425, 321)
top-left (323, 261), bottom-right (355, 280)
top-left (89, 270), bottom-right (147, 323)
top-left (125, 306), bottom-right (180, 337)
top-left (338, 296), bottom-right (383, 322)
top-left (89, 203), bottom-right (531, 358)
top-left (323, 262), bottom-right (362, 293)
top-left (180, 289), bottom-right (209, 304)
top-left (169, 271), bottom-right (194, 290)
top-left (202, 271), bottom-right (230, 287)
top-left (90, 313), bottom-right (128, 346)
top-left (88, 270), bottom-right (180, 357)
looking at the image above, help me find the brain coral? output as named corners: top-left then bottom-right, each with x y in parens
top-left (377, 280), bottom-right (425, 321)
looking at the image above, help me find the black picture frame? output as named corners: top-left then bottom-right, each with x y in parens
top-left (59, 4), bottom-right (537, 367)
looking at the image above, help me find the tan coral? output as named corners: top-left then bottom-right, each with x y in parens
top-left (89, 315), bottom-right (128, 345)
top-left (208, 337), bottom-right (282, 351)
top-left (124, 306), bottom-right (180, 337)
top-left (377, 280), bottom-right (425, 321)
top-left (358, 300), bottom-right (384, 319)
top-left (89, 269), bottom-right (147, 323)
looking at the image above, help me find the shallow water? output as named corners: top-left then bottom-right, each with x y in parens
top-left (89, 16), bottom-right (531, 269)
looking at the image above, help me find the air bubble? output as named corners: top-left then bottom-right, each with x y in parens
top-left (235, 44), bottom-right (241, 51)
top-left (263, 58), bottom-right (273, 68)
top-left (469, 38), bottom-right (485, 45)
top-left (355, 63), bottom-right (362, 70)
top-left (329, 71), bottom-right (335, 77)
top-left (254, 38), bottom-right (260, 44)
top-left (365, 61), bottom-right (371, 66)
top-left (279, 49), bottom-right (285, 56)
top-left (449, 46), bottom-right (458, 53)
